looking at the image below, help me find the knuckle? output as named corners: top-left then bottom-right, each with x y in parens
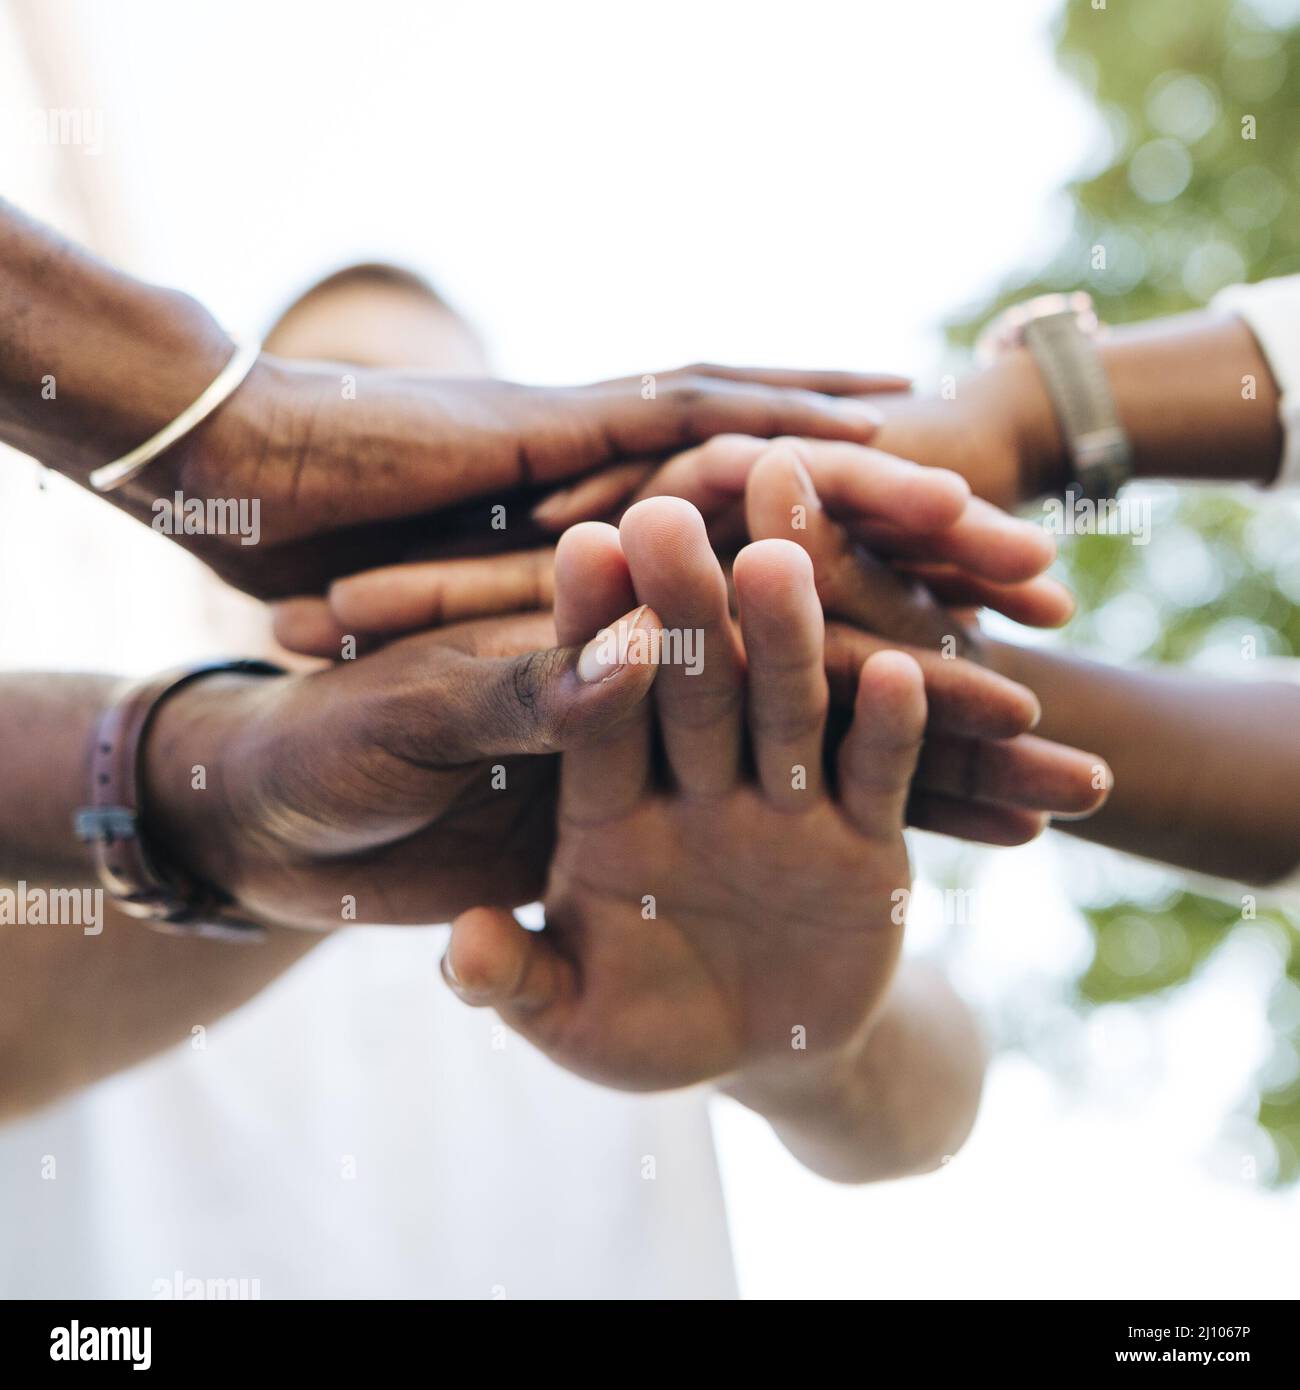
top-left (750, 691), bottom-right (828, 745)
top-left (494, 646), bottom-right (570, 750)
top-left (657, 678), bottom-right (743, 730)
top-left (665, 376), bottom-right (709, 408)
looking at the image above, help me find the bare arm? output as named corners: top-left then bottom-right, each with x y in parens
top-left (721, 963), bottom-right (986, 1183)
top-left (871, 310), bottom-right (1285, 509)
top-left (0, 198), bottom-right (894, 599)
top-left (858, 303), bottom-right (1300, 884)
top-left (695, 443), bottom-right (1300, 890)
top-left (0, 204), bottom-right (235, 486)
top-left (984, 642), bottom-right (1300, 886)
top-left (0, 603), bottom-right (663, 1122)
top-left (0, 674), bottom-right (319, 1123)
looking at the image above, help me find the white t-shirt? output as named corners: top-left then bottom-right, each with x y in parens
top-left (0, 925), bottom-right (736, 1299)
top-left (1213, 273), bottom-right (1300, 489)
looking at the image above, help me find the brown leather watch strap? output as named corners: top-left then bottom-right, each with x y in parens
top-left (74, 660), bottom-right (285, 941)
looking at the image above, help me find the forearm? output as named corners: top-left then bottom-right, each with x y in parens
top-left (0, 673), bottom-right (107, 881)
top-left (0, 200), bottom-right (233, 485)
top-left (0, 670), bottom-right (247, 883)
top-left (986, 640), bottom-right (1300, 884)
top-left (722, 963), bottom-right (986, 1184)
top-left (0, 672), bottom-right (319, 1121)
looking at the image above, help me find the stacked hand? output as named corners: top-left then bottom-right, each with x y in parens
top-left (124, 262), bottom-right (1110, 1178)
top-left (144, 604), bottom-right (655, 927)
top-left (142, 411), bottom-right (1113, 1183)
top-left (273, 438), bottom-right (1108, 844)
top-left (149, 360), bottom-right (906, 598)
top-left (6, 203), bottom-right (1280, 1181)
top-left (441, 498), bottom-right (928, 1092)
top-left (140, 488), bottom-right (1010, 1178)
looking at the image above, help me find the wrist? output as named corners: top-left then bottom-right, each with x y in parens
top-left (979, 636), bottom-right (1036, 689)
top-left (723, 968), bottom-right (986, 1183)
top-left (979, 348), bottom-right (1069, 503)
top-left (162, 353), bottom-right (359, 560)
top-left (720, 1008), bottom-right (913, 1185)
top-left (719, 1006), bottom-right (881, 1122)
top-left (163, 352), bottom-right (293, 509)
top-left (140, 673), bottom-right (279, 909)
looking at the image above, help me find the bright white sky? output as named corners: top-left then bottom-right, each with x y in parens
top-left (6, 0), bottom-right (1298, 1297)
top-left (62, 0), bottom-right (1094, 381)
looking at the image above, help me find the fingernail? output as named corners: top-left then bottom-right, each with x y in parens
top-left (440, 951), bottom-right (462, 991)
top-left (578, 604), bottom-right (649, 682)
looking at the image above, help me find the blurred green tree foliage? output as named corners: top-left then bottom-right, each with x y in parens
top-left (951, 0), bottom-right (1300, 1180)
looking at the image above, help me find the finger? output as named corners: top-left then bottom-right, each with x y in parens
top-left (915, 733), bottom-right (1111, 818)
top-left (740, 446), bottom-right (1073, 737)
top-left (354, 373), bottom-right (887, 525)
top-left (430, 610), bottom-right (558, 659)
top-left (552, 523), bottom-right (636, 644)
top-left (899, 565), bottom-right (1076, 629)
top-left (675, 363), bottom-right (913, 396)
top-left (328, 548), bottom-right (555, 636)
top-left (270, 596), bottom-right (357, 659)
top-left (529, 462), bottom-right (655, 530)
top-left (852, 496), bottom-right (1057, 583)
top-left (276, 587), bottom-right (556, 664)
top-left (761, 438), bottom-right (971, 534)
top-left (573, 371), bottom-right (885, 464)
top-left (618, 496), bottom-right (746, 798)
top-left (629, 433), bottom-right (971, 538)
top-left (733, 540), bottom-right (828, 810)
top-left (626, 434), bottom-right (770, 519)
top-left (836, 650), bottom-right (927, 841)
top-left (824, 622), bottom-right (1040, 740)
top-left (531, 435), bottom-right (766, 535)
top-left (443, 907), bottom-right (576, 1028)
top-left (553, 522), bottom-right (654, 822)
top-left (744, 444), bottom-right (970, 652)
top-left (906, 793), bottom-right (1048, 847)
top-left (378, 602), bottom-right (661, 767)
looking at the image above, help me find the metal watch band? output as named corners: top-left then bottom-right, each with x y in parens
top-left (1021, 310), bottom-right (1133, 503)
top-left (75, 659), bottom-right (285, 941)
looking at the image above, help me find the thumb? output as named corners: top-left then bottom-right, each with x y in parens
top-left (442, 906), bottom-right (574, 1017)
top-left (428, 603), bottom-right (663, 764)
top-left (441, 907), bottom-right (578, 1059)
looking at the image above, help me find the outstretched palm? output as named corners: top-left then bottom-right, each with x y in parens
top-left (538, 785), bottom-right (908, 1090)
top-left (446, 498), bottom-right (925, 1093)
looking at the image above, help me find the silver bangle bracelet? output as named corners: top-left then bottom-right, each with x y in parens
top-left (88, 337), bottom-right (262, 494)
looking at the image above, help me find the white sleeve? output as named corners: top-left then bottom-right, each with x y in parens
top-left (1245, 660), bottom-right (1300, 901)
top-left (1212, 274), bottom-right (1300, 489)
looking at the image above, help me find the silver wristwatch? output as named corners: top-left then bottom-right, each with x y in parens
top-left (978, 291), bottom-right (1133, 503)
